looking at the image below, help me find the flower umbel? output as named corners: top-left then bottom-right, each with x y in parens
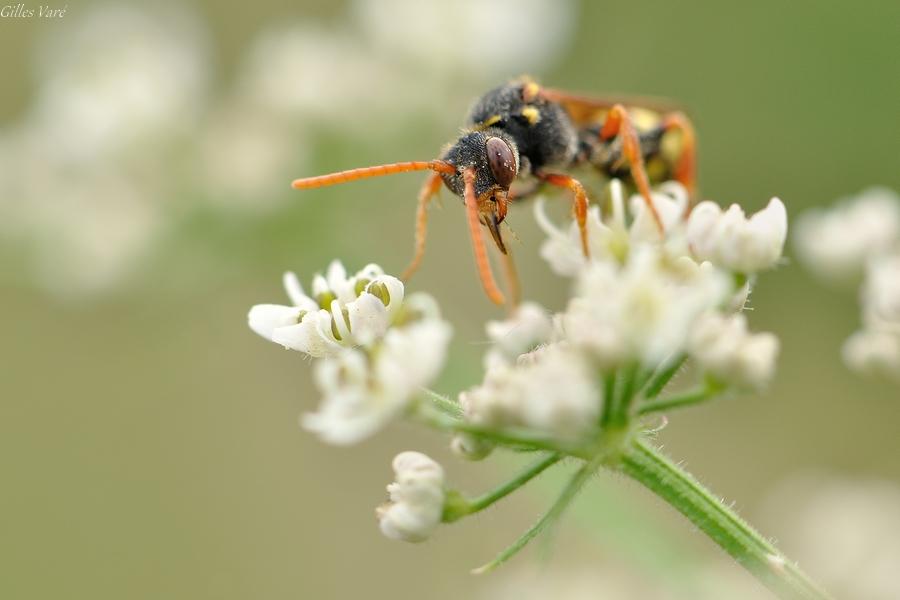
top-left (247, 181), bottom-right (830, 599)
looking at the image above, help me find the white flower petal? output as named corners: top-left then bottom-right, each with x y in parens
top-left (329, 298), bottom-right (353, 343)
top-left (282, 271), bottom-right (317, 311)
top-left (347, 292), bottom-right (390, 346)
top-left (272, 310), bottom-right (341, 357)
top-left (370, 275), bottom-right (404, 316)
top-left (376, 319), bottom-right (453, 397)
top-left (484, 301), bottom-right (554, 365)
top-left (247, 304), bottom-right (303, 341)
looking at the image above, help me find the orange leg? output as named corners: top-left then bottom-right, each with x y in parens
top-left (661, 111), bottom-right (698, 204)
top-left (463, 168), bottom-right (505, 306)
top-left (401, 172), bottom-right (444, 281)
top-left (536, 173), bottom-right (591, 258)
top-left (600, 104), bottom-right (664, 232)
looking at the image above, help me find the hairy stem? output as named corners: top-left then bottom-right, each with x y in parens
top-left (422, 388), bottom-right (464, 418)
top-left (619, 438), bottom-right (831, 600)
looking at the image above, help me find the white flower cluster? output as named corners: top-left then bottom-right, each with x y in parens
top-left (249, 261), bottom-right (452, 444)
top-left (535, 181), bottom-right (787, 278)
top-left (249, 183), bottom-right (788, 547)
top-left (376, 451), bottom-right (445, 543)
top-left (453, 183), bottom-right (785, 455)
top-left (795, 187), bottom-right (900, 382)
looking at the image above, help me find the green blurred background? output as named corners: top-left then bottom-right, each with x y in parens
top-left (2, 1), bottom-right (899, 598)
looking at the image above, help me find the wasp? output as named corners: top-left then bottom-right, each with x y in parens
top-left (291, 77), bottom-right (697, 307)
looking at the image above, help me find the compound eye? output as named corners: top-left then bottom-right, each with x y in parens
top-left (485, 136), bottom-right (517, 189)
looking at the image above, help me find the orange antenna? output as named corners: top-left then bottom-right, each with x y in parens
top-left (292, 160), bottom-right (457, 189)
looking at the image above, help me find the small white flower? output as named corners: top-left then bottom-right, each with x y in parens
top-left (247, 261), bottom-right (404, 357)
top-left (534, 199), bottom-right (620, 277)
top-left (376, 451), bottom-right (445, 543)
top-left (564, 247), bottom-right (729, 368)
top-left (687, 198), bottom-right (787, 273)
top-left (302, 295), bottom-right (452, 444)
top-left (794, 187), bottom-right (900, 283)
top-left (462, 344), bottom-right (600, 439)
top-left (483, 301), bottom-right (554, 368)
top-left (842, 329), bottom-right (900, 382)
top-left (689, 313), bottom-right (780, 389)
top-left (535, 180), bottom-right (698, 278)
top-left (628, 181), bottom-right (691, 244)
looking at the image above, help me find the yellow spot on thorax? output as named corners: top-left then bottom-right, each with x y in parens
top-left (521, 106), bottom-right (541, 125)
top-left (474, 115), bottom-right (502, 131)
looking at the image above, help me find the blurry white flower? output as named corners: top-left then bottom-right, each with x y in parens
top-left (462, 344), bottom-right (600, 439)
top-left (248, 262), bottom-right (404, 357)
top-left (302, 298), bottom-right (452, 444)
top-left (794, 187), bottom-right (900, 283)
top-left (237, 26), bottom-right (402, 127)
top-left (352, 0), bottom-right (574, 76)
top-left (689, 313), bottom-right (780, 389)
top-left (0, 5), bottom-right (210, 297)
top-left (687, 198), bottom-right (787, 274)
top-left (0, 162), bottom-right (163, 296)
top-left (377, 451), bottom-right (445, 543)
top-left (30, 4), bottom-right (208, 163)
top-left (484, 301), bottom-right (554, 368)
top-left (197, 103), bottom-right (302, 211)
top-left (564, 247), bottom-right (729, 368)
top-left (842, 330), bottom-right (900, 383)
top-left (861, 254), bottom-right (900, 332)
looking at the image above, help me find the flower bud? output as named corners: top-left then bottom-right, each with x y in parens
top-left (376, 452), bottom-right (445, 543)
top-left (687, 198), bottom-right (787, 274)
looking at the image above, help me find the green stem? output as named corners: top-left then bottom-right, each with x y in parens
top-left (599, 371), bottom-right (617, 427)
top-left (610, 362), bottom-right (639, 426)
top-left (641, 354), bottom-right (687, 399)
top-left (443, 453), bottom-right (562, 523)
top-left (620, 438), bottom-right (831, 600)
top-left (636, 386), bottom-right (718, 416)
top-left (472, 453), bottom-right (602, 574)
